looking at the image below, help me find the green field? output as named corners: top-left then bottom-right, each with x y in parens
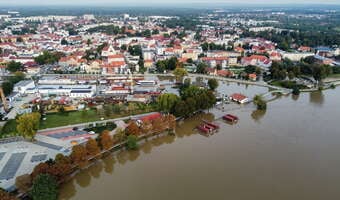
top-left (0, 103), bottom-right (157, 137)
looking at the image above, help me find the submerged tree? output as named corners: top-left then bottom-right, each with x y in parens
top-left (253, 95), bottom-right (267, 110)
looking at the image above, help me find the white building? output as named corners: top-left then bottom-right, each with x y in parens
top-left (13, 80), bottom-right (36, 95)
top-left (37, 85), bottom-right (96, 98)
top-left (280, 52), bottom-right (315, 61)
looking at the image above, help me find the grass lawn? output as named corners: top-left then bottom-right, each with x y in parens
top-left (229, 67), bottom-right (245, 74)
top-left (39, 109), bottom-right (101, 129)
top-left (0, 104), bottom-right (158, 137)
top-left (0, 119), bottom-right (18, 138)
top-left (328, 74), bottom-right (340, 78)
top-left (270, 80), bottom-right (308, 89)
top-left (39, 105), bottom-right (157, 129)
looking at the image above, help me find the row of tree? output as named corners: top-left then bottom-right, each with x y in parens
top-left (156, 57), bottom-right (182, 73)
top-left (34, 51), bottom-right (64, 65)
top-left (157, 83), bottom-right (217, 118)
top-left (269, 57), bottom-right (332, 82)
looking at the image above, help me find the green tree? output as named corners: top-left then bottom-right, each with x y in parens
top-left (174, 100), bottom-right (189, 117)
top-left (120, 44), bottom-right (127, 51)
top-left (207, 78), bottom-right (219, 91)
top-left (86, 39), bottom-right (92, 46)
top-left (253, 95), bottom-right (267, 110)
top-left (196, 63), bottom-right (207, 74)
top-left (128, 45), bottom-right (142, 57)
top-left (292, 86), bottom-right (300, 95)
top-left (157, 93), bottom-right (180, 113)
top-left (126, 135), bottom-right (138, 150)
top-left (168, 57), bottom-right (178, 70)
top-left (173, 68), bottom-right (188, 83)
top-left (30, 174), bottom-right (58, 200)
top-left (6, 61), bottom-right (23, 73)
top-left (61, 38), bottom-right (68, 45)
top-left (34, 51), bottom-right (62, 65)
top-left (16, 112), bottom-right (41, 139)
top-left (1, 81), bottom-right (14, 96)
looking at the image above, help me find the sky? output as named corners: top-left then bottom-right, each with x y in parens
top-left (0, 0), bottom-right (339, 6)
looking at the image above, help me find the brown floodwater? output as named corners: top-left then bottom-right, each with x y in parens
top-left (59, 87), bottom-right (340, 200)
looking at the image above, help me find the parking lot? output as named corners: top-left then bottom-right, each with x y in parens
top-left (0, 138), bottom-right (60, 191)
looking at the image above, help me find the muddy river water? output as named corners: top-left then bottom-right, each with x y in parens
top-left (59, 84), bottom-right (340, 200)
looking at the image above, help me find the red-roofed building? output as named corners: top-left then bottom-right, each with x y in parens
top-left (241, 55), bottom-right (272, 68)
top-left (103, 61), bottom-right (127, 74)
top-left (108, 54), bottom-right (125, 63)
top-left (230, 93), bottom-right (249, 104)
top-left (298, 46), bottom-right (311, 52)
top-left (217, 70), bottom-right (234, 77)
top-left (248, 73), bottom-right (257, 81)
top-left (201, 56), bottom-right (229, 68)
top-left (234, 46), bottom-right (245, 53)
top-left (270, 51), bottom-right (282, 61)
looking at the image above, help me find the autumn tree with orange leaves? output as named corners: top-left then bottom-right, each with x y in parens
top-left (126, 121), bottom-right (140, 136)
top-left (140, 120), bottom-right (152, 135)
top-left (100, 130), bottom-right (114, 150)
top-left (70, 145), bottom-right (88, 168)
top-left (31, 162), bottom-right (50, 180)
top-left (86, 138), bottom-right (101, 158)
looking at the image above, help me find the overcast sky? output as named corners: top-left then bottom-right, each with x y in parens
top-left (0, 0), bottom-right (339, 6)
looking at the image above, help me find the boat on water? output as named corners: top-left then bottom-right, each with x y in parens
top-left (223, 114), bottom-right (239, 123)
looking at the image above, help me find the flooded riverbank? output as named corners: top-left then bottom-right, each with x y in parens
top-left (59, 87), bottom-right (340, 200)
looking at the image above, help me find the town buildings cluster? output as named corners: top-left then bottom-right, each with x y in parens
top-left (0, 8), bottom-right (339, 193)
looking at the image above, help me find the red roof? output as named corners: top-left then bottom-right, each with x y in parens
top-left (139, 113), bottom-right (162, 122)
top-left (201, 57), bottom-right (228, 61)
top-left (217, 70), bottom-right (233, 77)
top-left (230, 93), bottom-right (248, 101)
top-left (248, 73), bottom-right (257, 78)
top-left (108, 54), bottom-right (124, 59)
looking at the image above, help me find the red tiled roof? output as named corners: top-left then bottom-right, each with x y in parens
top-left (230, 93), bottom-right (248, 101)
top-left (139, 113), bottom-right (162, 122)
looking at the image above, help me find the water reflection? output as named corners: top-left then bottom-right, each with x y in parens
top-left (251, 109), bottom-right (267, 123)
top-left (75, 170), bottom-right (91, 188)
top-left (60, 131), bottom-right (187, 200)
top-left (291, 94), bottom-right (299, 101)
top-left (59, 179), bottom-right (76, 200)
top-left (127, 150), bottom-right (140, 161)
top-left (89, 162), bottom-right (103, 179)
top-left (309, 91), bottom-right (324, 106)
top-left (102, 155), bottom-right (115, 174)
